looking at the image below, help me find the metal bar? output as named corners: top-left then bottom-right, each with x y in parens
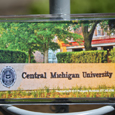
top-left (1, 103), bottom-right (115, 106)
top-left (0, 105), bottom-right (114, 115)
top-left (0, 13), bottom-right (115, 18)
top-left (49, 0), bottom-right (70, 19)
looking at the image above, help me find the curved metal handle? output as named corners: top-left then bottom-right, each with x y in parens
top-left (0, 105), bottom-right (115, 115)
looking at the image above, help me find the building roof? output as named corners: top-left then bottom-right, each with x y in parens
top-left (62, 38), bottom-right (115, 47)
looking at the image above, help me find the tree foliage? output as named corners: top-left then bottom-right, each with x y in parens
top-left (72, 19), bottom-right (115, 51)
top-left (100, 20), bottom-right (115, 36)
top-left (72, 20), bottom-right (100, 50)
top-left (0, 21), bottom-right (83, 63)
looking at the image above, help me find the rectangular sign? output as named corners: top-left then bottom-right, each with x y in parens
top-left (0, 63), bottom-right (115, 98)
top-left (0, 17), bottom-right (115, 99)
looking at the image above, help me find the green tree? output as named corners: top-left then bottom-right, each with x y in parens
top-left (73, 19), bottom-right (115, 51)
top-left (33, 22), bottom-right (83, 63)
top-left (0, 22), bottom-right (40, 63)
top-left (73, 20), bottom-right (100, 50)
top-left (82, 20), bottom-right (100, 50)
top-left (0, 22), bottom-right (83, 63)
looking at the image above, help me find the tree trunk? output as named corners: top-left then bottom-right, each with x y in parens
top-left (84, 36), bottom-right (92, 51)
top-left (28, 49), bottom-right (31, 63)
top-left (44, 50), bottom-right (48, 63)
top-left (82, 21), bottom-right (100, 51)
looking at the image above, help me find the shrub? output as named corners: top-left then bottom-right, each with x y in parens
top-left (0, 49), bottom-right (27, 63)
top-left (56, 52), bottom-right (72, 63)
top-left (26, 53), bottom-right (36, 63)
top-left (109, 48), bottom-right (115, 63)
top-left (56, 50), bottom-right (107, 63)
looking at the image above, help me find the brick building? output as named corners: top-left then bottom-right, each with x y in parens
top-left (62, 24), bottom-right (115, 52)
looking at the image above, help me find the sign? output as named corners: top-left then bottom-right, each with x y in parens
top-left (0, 19), bottom-right (115, 99)
top-left (0, 64), bottom-right (114, 90)
top-left (0, 64), bottom-right (114, 98)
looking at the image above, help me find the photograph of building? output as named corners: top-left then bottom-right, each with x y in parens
top-left (62, 24), bottom-right (115, 52)
top-left (46, 23), bottom-right (115, 63)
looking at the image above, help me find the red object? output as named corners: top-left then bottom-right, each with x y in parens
top-left (62, 38), bottom-right (115, 47)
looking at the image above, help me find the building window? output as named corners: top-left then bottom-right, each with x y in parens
top-left (48, 53), bottom-right (52, 58)
top-left (48, 49), bottom-right (60, 63)
top-left (91, 47), bottom-right (97, 50)
top-left (97, 30), bottom-right (101, 36)
top-left (72, 48), bottom-right (83, 51)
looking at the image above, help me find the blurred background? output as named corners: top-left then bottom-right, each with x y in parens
top-left (0, 0), bottom-right (115, 115)
top-left (0, 0), bottom-right (115, 15)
